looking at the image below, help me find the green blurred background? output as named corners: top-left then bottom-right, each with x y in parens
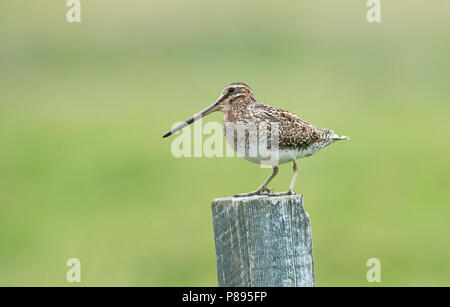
top-left (0, 1), bottom-right (449, 286)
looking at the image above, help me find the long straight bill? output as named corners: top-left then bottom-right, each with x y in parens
top-left (162, 101), bottom-right (219, 138)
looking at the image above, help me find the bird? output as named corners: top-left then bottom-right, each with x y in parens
top-left (162, 82), bottom-right (348, 197)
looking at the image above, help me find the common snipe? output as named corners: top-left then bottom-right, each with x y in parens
top-left (163, 82), bottom-right (348, 197)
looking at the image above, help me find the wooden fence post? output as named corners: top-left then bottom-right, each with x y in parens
top-left (211, 195), bottom-right (315, 287)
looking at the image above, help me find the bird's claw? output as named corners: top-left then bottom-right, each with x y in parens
top-left (267, 190), bottom-right (297, 196)
top-left (233, 188), bottom-right (298, 198)
top-left (234, 188), bottom-right (269, 197)
top-left (234, 191), bottom-right (260, 197)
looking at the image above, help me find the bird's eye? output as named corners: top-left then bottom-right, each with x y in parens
top-left (229, 88), bottom-right (235, 93)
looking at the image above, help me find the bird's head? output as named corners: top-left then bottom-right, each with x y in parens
top-left (216, 82), bottom-right (255, 111)
top-left (162, 82), bottom-right (255, 138)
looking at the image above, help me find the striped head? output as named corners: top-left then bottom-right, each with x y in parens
top-left (216, 82), bottom-right (256, 110)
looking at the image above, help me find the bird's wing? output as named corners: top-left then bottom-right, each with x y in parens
top-left (255, 104), bottom-right (327, 150)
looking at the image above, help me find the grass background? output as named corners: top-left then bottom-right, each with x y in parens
top-left (0, 1), bottom-right (449, 286)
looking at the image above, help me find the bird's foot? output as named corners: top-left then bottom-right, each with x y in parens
top-left (233, 190), bottom-right (263, 197)
top-left (233, 187), bottom-right (272, 197)
top-left (267, 189), bottom-right (296, 196)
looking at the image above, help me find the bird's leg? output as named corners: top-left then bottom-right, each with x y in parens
top-left (289, 160), bottom-right (299, 193)
top-left (268, 160), bottom-right (298, 196)
top-left (234, 166), bottom-right (278, 197)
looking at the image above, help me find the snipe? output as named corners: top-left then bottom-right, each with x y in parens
top-left (163, 82), bottom-right (348, 197)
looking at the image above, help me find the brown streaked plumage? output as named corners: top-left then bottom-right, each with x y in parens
top-left (163, 82), bottom-right (348, 197)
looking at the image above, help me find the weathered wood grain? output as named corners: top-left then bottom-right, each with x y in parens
top-left (211, 195), bottom-right (315, 287)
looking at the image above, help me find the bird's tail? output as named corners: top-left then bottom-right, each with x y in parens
top-left (332, 134), bottom-right (350, 141)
